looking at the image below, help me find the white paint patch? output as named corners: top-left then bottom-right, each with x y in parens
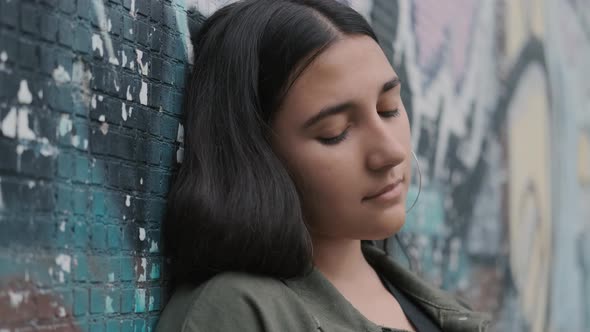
top-left (138, 257), bottom-right (147, 282)
top-left (177, 124), bottom-right (184, 143)
top-left (98, 95), bottom-right (104, 102)
top-left (59, 221), bottom-right (66, 232)
top-left (114, 78), bottom-right (120, 92)
top-left (139, 227), bottom-right (146, 241)
top-left (71, 135), bottom-right (79, 147)
top-left (16, 144), bottom-right (25, 156)
top-left (107, 18), bottom-right (112, 32)
top-left (1, 107), bottom-right (17, 138)
top-left (177, 147), bottom-right (184, 163)
top-left (58, 271), bottom-right (65, 283)
top-left (129, 0), bottom-right (136, 17)
top-left (18, 80), bottom-right (33, 104)
top-left (139, 81), bottom-right (148, 105)
top-left (40, 137), bottom-right (59, 157)
top-left (83, 139), bottom-right (88, 150)
top-left (27, 181), bottom-right (35, 189)
top-left (109, 55), bottom-right (119, 66)
top-left (125, 194), bottom-right (131, 207)
top-left (121, 50), bottom-right (128, 68)
top-left (105, 295), bottom-right (114, 313)
top-left (57, 306), bottom-right (66, 318)
top-left (91, 94), bottom-right (97, 109)
top-left (98, 115), bottom-right (106, 122)
top-left (17, 108), bottom-right (36, 140)
top-left (55, 254), bottom-right (71, 273)
top-left (58, 114), bottom-right (72, 136)
top-left (0, 51), bottom-right (7, 62)
top-left (122, 103), bottom-right (128, 121)
top-left (128, 107), bottom-right (133, 118)
top-left (140, 177), bottom-right (143, 185)
top-left (126, 85), bottom-right (132, 101)
top-left (136, 49), bottom-right (149, 76)
top-left (92, 34), bottom-right (104, 57)
top-left (100, 122), bottom-right (109, 135)
top-left (8, 290), bottom-right (28, 308)
top-left (149, 240), bottom-right (159, 253)
top-left (37, 90), bottom-right (43, 99)
top-left (108, 272), bottom-right (115, 282)
top-left (52, 65), bottom-right (71, 84)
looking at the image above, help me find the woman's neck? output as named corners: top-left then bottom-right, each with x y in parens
top-left (311, 237), bottom-right (374, 285)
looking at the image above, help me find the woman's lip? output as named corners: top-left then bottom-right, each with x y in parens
top-left (363, 178), bottom-right (403, 201)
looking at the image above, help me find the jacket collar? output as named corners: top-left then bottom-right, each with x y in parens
top-left (284, 243), bottom-right (491, 332)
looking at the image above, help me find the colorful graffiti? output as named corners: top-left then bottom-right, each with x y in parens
top-left (0, 0), bottom-right (588, 331)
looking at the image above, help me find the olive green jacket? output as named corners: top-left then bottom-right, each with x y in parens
top-left (156, 244), bottom-right (491, 332)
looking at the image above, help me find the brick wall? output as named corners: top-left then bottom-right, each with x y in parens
top-left (0, 0), bottom-right (191, 330)
top-left (1, 0), bottom-right (589, 331)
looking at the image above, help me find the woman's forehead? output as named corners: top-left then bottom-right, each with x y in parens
top-left (281, 35), bottom-right (397, 114)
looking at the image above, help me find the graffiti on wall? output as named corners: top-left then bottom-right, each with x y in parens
top-left (0, 0), bottom-right (588, 331)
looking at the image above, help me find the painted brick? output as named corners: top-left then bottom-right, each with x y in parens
top-left (21, 3), bottom-right (41, 36)
top-left (59, 0), bottom-right (77, 14)
top-left (73, 288), bottom-right (89, 317)
top-left (39, 13), bottom-right (58, 42)
top-left (0, 0), bottom-right (18, 28)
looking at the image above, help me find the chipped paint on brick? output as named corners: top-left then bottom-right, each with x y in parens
top-left (53, 66), bottom-right (72, 84)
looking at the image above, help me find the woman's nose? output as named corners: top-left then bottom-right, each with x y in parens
top-left (364, 120), bottom-right (407, 172)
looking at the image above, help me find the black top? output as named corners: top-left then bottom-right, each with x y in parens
top-left (378, 273), bottom-right (443, 332)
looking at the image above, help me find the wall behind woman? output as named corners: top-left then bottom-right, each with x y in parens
top-left (0, 0), bottom-right (587, 331)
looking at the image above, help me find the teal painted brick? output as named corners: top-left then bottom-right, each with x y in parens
top-left (73, 218), bottom-right (89, 247)
top-left (120, 320), bottom-right (133, 332)
top-left (120, 256), bottom-right (134, 281)
top-left (56, 184), bottom-right (73, 213)
top-left (107, 256), bottom-right (120, 282)
top-left (91, 223), bottom-right (107, 250)
top-left (89, 255), bottom-right (111, 283)
top-left (74, 287), bottom-right (89, 317)
top-left (148, 287), bottom-right (161, 312)
top-left (59, 0), bottom-right (77, 14)
top-left (106, 320), bottom-right (120, 332)
top-left (18, 39), bottom-right (40, 70)
top-left (72, 188), bottom-right (88, 214)
top-left (58, 20), bottom-right (75, 48)
top-left (105, 288), bottom-right (120, 314)
top-left (74, 254), bottom-right (88, 281)
top-left (92, 190), bottom-right (106, 216)
top-left (134, 288), bottom-right (146, 313)
top-left (76, 0), bottom-right (90, 19)
top-left (146, 316), bottom-right (158, 332)
top-left (74, 24), bottom-right (92, 54)
top-left (91, 288), bottom-right (106, 314)
top-left (107, 225), bottom-right (122, 249)
top-left (90, 321), bottom-right (105, 332)
top-left (0, 0), bottom-right (18, 28)
top-left (21, 2), bottom-right (41, 36)
top-left (40, 13), bottom-right (59, 42)
top-left (121, 288), bottom-right (135, 313)
top-left (149, 258), bottom-right (160, 280)
top-left (133, 318), bottom-right (145, 332)
top-left (58, 152), bottom-right (75, 178)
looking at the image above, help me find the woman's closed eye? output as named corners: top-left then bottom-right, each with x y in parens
top-left (379, 109), bottom-right (400, 118)
top-left (317, 109), bottom-right (400, 145)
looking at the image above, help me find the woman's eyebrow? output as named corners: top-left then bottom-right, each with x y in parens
top-left (303, 102), bottom-right (354, 129)
top-left (381, 76), bottom-right (401, 94)
top-left (302, 77), bottom-right (401, 129)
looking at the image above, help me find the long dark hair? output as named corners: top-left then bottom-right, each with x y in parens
top-left (165, 0), bottom-right (380, 285)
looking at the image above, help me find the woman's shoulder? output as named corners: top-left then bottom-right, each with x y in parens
top-left (156, 271), bottom-right (317, 332)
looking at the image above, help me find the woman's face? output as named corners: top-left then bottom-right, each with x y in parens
top-left (271, 35), bottom-right (412, 241)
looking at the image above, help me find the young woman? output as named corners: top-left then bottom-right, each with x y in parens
top-left (157, 0), bottom-right (491, 331)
